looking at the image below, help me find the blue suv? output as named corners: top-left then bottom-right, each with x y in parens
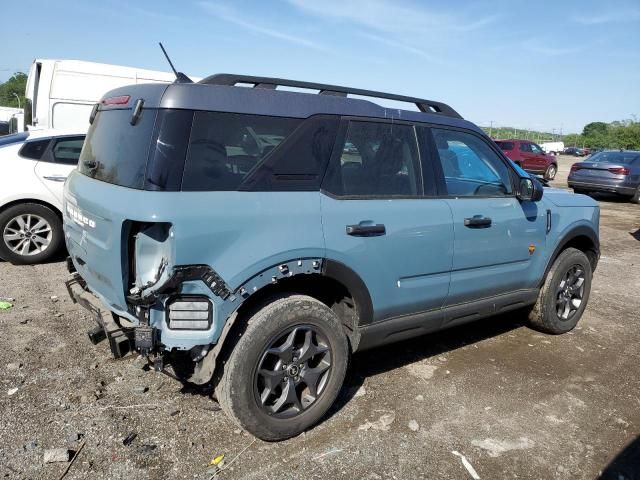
top-left (64, 74), bottom-right (599, 440)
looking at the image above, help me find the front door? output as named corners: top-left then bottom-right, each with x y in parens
top-left (321, 119), bottom-right (453, 325)
top-left (34, 135), bottom-right (84, 204)
top-left (429, 128), bottom-right (546, 311)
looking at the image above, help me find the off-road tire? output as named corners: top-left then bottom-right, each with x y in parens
top-left (528, 248), bottom-right (592, 334)
top-left (0, 203), bottom-right (63, 265)
top-left (216, 294), bottom-right (349, 441)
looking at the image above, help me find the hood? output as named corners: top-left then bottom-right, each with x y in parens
top-left (543, 188), bottom-right (599, 208)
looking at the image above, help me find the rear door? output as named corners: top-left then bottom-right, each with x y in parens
top-left (34, 136), bottom-right (84, 205)
top-left (529, 143), bottom-right (548, 171)
top-left (428, 127), bottom-right (545, 321)
top-left (321, 119), bottom-right (453, 325)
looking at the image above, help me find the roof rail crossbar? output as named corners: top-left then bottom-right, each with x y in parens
top-left (199, 73), bottom-right (462, 119)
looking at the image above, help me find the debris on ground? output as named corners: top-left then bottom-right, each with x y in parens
top-left (43, 448), bottom-right (70, 463)
top-left (358, 412), bottom-right (396, 431)
top-left (210, 454), bottom-right (225, 466)
top-left (7, 387), bottom-right (18, 396)
top-left (0, 301), bottom-right (13, 310)
top-left (451, 450), bottom-right (481, 480)
top-left (471, 437), bottom-right (535, 457)
top-left (58, 439), bottom-right (86, 480)
top-left (122, 432), bottom-right (137, 446)
top-left (408, 420), bottom-right (420, 432)
top-left (6, 362), bottom-right (22, 371)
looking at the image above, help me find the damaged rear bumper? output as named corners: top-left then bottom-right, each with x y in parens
top-left (65, 273), bottom-right (134, 358)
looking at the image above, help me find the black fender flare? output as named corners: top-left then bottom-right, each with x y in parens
top-left (322, 259), bottom-right (374, 326)
top-left (541, 225), bottom-right (599, 286)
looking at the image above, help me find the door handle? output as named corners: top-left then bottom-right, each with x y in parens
top-left (43, 175), bottom-right (67, 182)
top-left (346, 224), bottom-right (386, 236)
top-left (464, 215), bottom-right (492, 228)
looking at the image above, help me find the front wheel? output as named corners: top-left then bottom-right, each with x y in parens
top-left (528, 248), bottom-right (592, 334)
top-left (216, 295), bottom-right (349, 441)
top-left (0, 203), bottom-right (63, 265)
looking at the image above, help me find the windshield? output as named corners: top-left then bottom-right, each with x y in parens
top-left (588, 151), bottom-right (639, 164)
top-left (0, 132), bottom-right (29, 147)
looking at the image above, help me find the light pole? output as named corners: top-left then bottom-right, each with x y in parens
top-left (12, 93), bottom-right (21, 109)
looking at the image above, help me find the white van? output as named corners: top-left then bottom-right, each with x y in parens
top-left (24, 59), bottom-right (198, 131)
top-left (540, 141), bottom-right (565, 156)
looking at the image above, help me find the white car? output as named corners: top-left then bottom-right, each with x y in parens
top-left (0, 129), bottom-right (85, 264)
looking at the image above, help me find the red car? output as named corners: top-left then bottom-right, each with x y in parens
top-left (494, 139), bottom-right (558, 180)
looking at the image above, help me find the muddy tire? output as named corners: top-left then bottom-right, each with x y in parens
top-left (216, 294), bottom-right (349, 441)
top-left (0, 203), bottom-right (63, 265)
top-left (529, 248), bottom-right (592, 334)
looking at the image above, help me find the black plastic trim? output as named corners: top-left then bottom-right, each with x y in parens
top-left (200, 73), bottom-right (463, 119)
top-left (356, 288), bottom-right (539, 351)
top-left (541, 225), bottom-right (600, 283)
top-left (322, 259), bottom-right (374, 326)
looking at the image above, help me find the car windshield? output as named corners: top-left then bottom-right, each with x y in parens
top-left (0, 132), bottom-right (29, 147)
top-left (588, 151), bottom-right (639, 164)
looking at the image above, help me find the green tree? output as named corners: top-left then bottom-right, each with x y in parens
top-left (0, 72), bottom-right (27, 109)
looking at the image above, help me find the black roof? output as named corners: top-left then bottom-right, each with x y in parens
top-left (101, 74), bottom-right (481, 134)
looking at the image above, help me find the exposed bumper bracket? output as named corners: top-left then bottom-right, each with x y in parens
top-left (66, 273), bottom-right (134, 358)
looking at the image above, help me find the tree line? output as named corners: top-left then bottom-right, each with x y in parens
top-left (0, 72), bottom-right (27, 109)
top-left (563, 120), bottom-right (640, 150)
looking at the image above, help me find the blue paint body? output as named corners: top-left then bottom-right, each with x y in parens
top-left (63, 80), bottom-right (600, 353)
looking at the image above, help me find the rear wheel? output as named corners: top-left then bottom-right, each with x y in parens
top-left (544, 164), bottom-right (558, 180)
top-left (0, 203), bottom-right (63, 265)
top-left (630, 185), bottom-right (640, 204)
top-left (217, 294), bottom-right (349, 441)
top-left (528, 248), bottom-right (592, 334)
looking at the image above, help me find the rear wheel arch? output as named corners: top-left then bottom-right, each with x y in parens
top-left (192, 260), bottom-right (372, 386)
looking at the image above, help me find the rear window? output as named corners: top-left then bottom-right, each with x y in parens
top-left (182, 112), bottom-right (301, 191)
top-left (19, 139), bottom-right (50, 159)
top-left (589, 151), bottom-right (639, 164)
top-left (495, 141), bottom-right (514, 151)
top-left (79, 108), bottom-right (157, 188)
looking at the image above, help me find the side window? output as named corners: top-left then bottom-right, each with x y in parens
top-left (19, 139), bottom-right (50, 160)
top-left (431, 128), bottom-right (513, 197)
top-left (182, 112), bottom-right (301, 191)
top-left (328, 121), bottom-right (421, 197)
top-left (52, 136), bottom-right (85, 165)
top-left (530, 143), bottom-right (543, 154)
top-left (520, 143), bottom-right (532, 153)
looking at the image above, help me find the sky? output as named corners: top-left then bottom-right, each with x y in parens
top-left (1, 0), bottom-right (639, 133)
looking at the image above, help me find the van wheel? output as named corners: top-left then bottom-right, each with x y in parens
top-left (528, 248), bottom-right (592, 334)
top-left (216, 294), bottom-right (349, 441)
top-left (544, 164), bottom-right (557, 180)
top-left (0, 203), bottom-right (63, 265)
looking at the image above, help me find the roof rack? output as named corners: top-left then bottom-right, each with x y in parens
top-left (199, 73), bottom-right (462, 119)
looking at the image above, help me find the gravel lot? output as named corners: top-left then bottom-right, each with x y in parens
top-left (1, 155), bottom-right (638, 479)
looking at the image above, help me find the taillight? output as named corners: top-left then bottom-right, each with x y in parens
top-left (570, 164), bottom-right (582, 172)
top-left (101, 95), bottom-right (131, 106)
top-left (608, 166), bottom-right (630, 175)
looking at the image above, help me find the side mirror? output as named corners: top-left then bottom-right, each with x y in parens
top-left (518, 176), bottom-right (543, 202)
